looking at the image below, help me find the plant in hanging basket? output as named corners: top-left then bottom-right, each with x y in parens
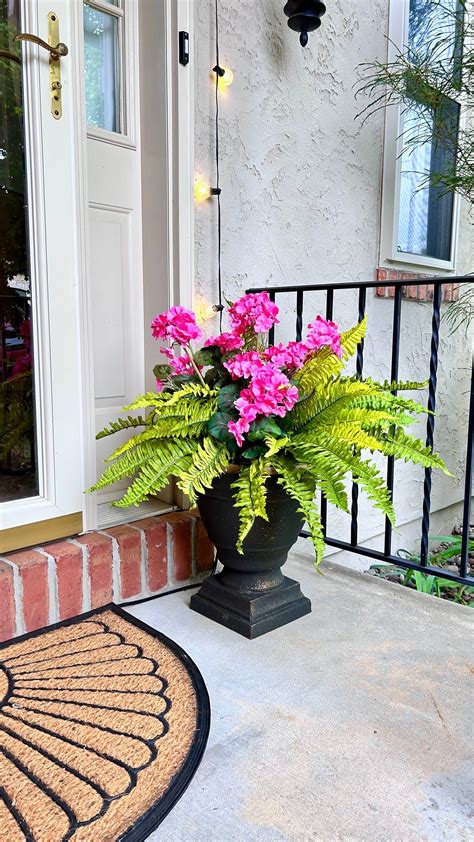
top-left (88, 293), bottom-right (450, 636)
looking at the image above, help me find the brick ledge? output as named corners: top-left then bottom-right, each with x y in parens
top-left (0, 510), bottom-right (214, 643)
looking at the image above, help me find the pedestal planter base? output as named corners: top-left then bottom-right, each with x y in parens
top-left (190, 574), bottom-right (311, 639)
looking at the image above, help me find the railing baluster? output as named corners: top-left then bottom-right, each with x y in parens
top-left (269, 290), bottom-right (276, 346)
top-left (460, 358), bottom-right (474, 579)
top-left (296, 289), bottom-right (303, 342)
top-left (321, 288), bottom-right (334, 537)
top-left (420, 282), bottom-right (442, 567)
top-left (384, 285), bottom-right (403, 557)
top-left (350, 287), bottom-right (367, 547)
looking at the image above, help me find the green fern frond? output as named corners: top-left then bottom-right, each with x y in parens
top-left (177, 437), bottom-right (231, 504)
top-left (272, 455), bottom-right (325, 565)
top-left (231, 460), bottom-right (269, 553)
top-left (340, 317), bottom-right (367, 360)
top-left (88, 440), bottom-right (165, 492)
top-left (113, 439), bottom-right (197, 508)
top-left (290, 438), bottom-right (395, 524)
top-left (265, 435), bottom-right (290, 458)
top-left (375, 428), bottom-right (452, 474)
top-left (288, 445), bottom-right (349, 511)
top-left (290, 376), bottom-right (382, 431)
top-left (125, 383), bottom-right (217, 412)
top-left (96, 415), bottom-right (148, 440)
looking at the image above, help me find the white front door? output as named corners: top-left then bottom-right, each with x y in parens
top-left (1, 0), bottom-right (85, 548)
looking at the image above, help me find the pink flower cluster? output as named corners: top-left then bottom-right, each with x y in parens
top-left (228, 364), bottom-right (299, 447)
top-left (305, 315), bottom-right (343, 357)
top-left (152, 306), bottom-right (203, 346)
top-left (161, 347), bottom-right (195, 376)
top-left (263, 341), bottom-right (308, 371)
top-left (204, 331), bottom-right (243, 353)
top-left (229, 292), bottom-right (280, 335)
top-left (224, 352), bottom-right (265, 380)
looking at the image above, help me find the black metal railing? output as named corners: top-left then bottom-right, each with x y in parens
top-left (247, 276), bottom-right (473, 586)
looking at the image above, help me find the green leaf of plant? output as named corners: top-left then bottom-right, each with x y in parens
top-left (217, 382), bottom-right (241, 412)
top-left (194, 346), bottom-right (222, 366)
top-left (247, 417), bottom-right (284, 441)
top-left (207, 410), bottom-right (237, 443)
top-left (153, 363), bottom-right (172, 380)
top-left (243, 445), bottom-right (266, 459)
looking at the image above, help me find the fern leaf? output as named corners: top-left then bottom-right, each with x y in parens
top-left (377, 428), bottom-right (452, 474)
top-left (88, 441), bottom-right (164, 492)
top-left (287, 444), bottom-right (349, 511)
top-left (272, 456), bottom-right (325, 565)
top-left (265, 435), bottom-right (290, 458)
top-left (340, 316), bottom-right (367, 360)
top-left (96, 415), bottom-right (148, 440)
top-left (177, 437), bottom-right (231, 504)
top-left (231, 460), bottom-right (269, 553)
top-left (113, 439), bottom-right (197, 508)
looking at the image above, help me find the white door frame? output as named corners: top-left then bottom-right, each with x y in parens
top-left (79, 0), bottom-right (195, 532)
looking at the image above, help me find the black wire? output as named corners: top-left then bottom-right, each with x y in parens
top-left (215, 0), bottom-right (223, 330)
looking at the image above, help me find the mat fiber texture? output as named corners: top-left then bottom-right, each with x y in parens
top-left (0, 604), bottom-right (210, 841)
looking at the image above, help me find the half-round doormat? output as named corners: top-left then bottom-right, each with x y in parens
top-left (0, 604), bottom-right (210, 841)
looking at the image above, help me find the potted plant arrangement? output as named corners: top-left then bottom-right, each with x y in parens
top-left (89, 292), bottom-right (449, 638)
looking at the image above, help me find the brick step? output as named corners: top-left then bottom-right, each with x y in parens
top-left (0, 511), bottom-right (215, 642)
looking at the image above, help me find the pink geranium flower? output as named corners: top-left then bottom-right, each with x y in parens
top-left (263, 341), bottom-right (308, 371)
top-left (227, 363), bottom-right (299, 446)
top-left (224, 352), bottom-right (265, 380)
top-left (204, 332), bottom-right (243, 353)
top-left (161, 347), bottom-right (196, 376)
top-left (152, 306), bottom-right (203, 345)
top-left (305, 316), bottom-right (343, 357)
top-left (229, 292), bottom-right (280, 335)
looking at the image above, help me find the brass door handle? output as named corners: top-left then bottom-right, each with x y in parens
top-left (14, 33), bottom-right (68, 61)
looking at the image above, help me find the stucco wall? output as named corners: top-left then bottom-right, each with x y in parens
top-left (193, 0), bottom-right (473, 565)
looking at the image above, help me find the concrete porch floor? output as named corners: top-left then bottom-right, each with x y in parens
top-left (125, 556), bottom-right (473, 842)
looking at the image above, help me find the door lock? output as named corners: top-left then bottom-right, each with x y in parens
top-left (15, 12), bottom-right (68, 119)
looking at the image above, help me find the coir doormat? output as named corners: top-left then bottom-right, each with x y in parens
top-left (0, 604), bottom-right (210, 841)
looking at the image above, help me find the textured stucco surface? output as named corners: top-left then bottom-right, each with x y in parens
top-left (193, 0), bottom-right (473, 565)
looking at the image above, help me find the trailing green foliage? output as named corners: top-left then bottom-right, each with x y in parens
top-left (231, 459), bottom-right (269, 552)
top-left (177, 438), bottom-right (231, 503)
top-left (272, 455), bottom-right (325, 564)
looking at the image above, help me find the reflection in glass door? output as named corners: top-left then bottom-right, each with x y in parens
top-left (0, 0), bottom-right (38, 503)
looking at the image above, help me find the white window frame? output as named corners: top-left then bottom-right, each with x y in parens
top-left (379, 0), bottom-right (462, 273)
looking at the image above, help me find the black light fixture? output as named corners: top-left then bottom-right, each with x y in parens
top-left (284, 0), bottom-right (326, 47)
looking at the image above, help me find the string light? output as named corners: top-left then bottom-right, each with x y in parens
top-left (212, 65), bottom-right (234, 87)
top-left (194, 178), bottom-right (212, 203)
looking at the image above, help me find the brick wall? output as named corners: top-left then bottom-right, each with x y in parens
top-left (375, 268), bottom-right (460, 302)
top-left (0, 510), bottom-right (215, 643)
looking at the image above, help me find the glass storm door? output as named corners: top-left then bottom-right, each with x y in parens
top-left (0, 0), bottom-right (84, 550)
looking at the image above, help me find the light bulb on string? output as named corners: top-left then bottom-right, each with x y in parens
top-left (194, 178), bottom-right (212, 203)
top-left (212, 65), bottom-right (234, 88)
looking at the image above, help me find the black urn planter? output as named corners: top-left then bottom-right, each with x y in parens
top-left (190, 472), bottom-right (311, 638)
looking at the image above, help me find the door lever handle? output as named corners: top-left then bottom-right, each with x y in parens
top-left (14, 33), bottom-right (68, 61)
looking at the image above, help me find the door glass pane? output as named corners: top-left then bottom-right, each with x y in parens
top-left (83, 3), bottom-right (121, 133)
top-left (0, 0), bottom-right (38, 502)
top-left (397, 98), bottom-right (458, 262)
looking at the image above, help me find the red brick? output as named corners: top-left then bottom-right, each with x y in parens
top-left (0, 561), bottom-right (15, 642)
top-left (452, 283), bottom-right (459, 302)
top-left (104, 525), bottom-right (142, 600)
top-left (195, 519), bottom-right (215, 573)
top-left (43, 540), bottom-right (83, 620)
top-left (7, 550), bottom-right (48, 633)
top-left (76, 533), bottom-right (113, 608)
top-left (375, 286), bottom-right (387, 298)
top-left (163, 512), bottom-right (193, 582)
top-left (130, 518), bottom-right (168, 593)
top-left (376, 268), bottom-right (387, 281)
